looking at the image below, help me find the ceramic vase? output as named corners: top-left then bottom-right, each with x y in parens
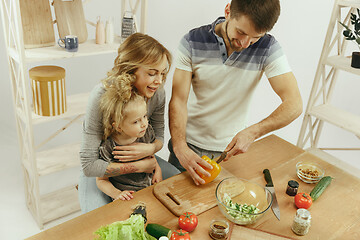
top-left (351, 51), bottom-right (360, 68)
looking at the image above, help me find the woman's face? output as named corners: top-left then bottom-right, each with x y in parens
top-left (133, 54), bottom-right (168, 98)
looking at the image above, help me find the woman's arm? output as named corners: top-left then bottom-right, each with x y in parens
top-left (80, 84), bottom-right (109, 177)
top-left (103, 156), bottom-right (157, 177)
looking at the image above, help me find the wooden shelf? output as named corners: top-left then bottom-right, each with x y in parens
top-left (338, 0), bottom-right (360, 8)
top-left (40, 185), bottom-right (80, 224)
top-left (325, 55), bottom-right (360, 76)
top-left (0, 0), bottom-right (149, 229)
top-left (9, 38), bottom-right (122, 63)
top-left (36, 142), bottom-right (81, 176)
top-left (309, 104), bottom-right (360, 136)
top-left (16, 92), bottom-right (89, 125)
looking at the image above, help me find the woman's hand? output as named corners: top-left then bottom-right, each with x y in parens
top-left (135, 155), bottom-right (157, 173)
top-left (113, 142), bottom-right (156, 162)
top-left (113, 190), bottom-right (135, 201)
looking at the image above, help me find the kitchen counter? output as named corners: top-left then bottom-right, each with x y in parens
top-left (26, 135), bottom-right (360, 240)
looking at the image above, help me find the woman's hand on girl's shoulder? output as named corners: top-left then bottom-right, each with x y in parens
top-left (113, 142), bottom-right (156, 161)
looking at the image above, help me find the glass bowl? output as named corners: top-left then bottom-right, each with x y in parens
top-left (215, 177), bottom-right (273, 225)
top-left (296, 161), bottom-right (325, 183)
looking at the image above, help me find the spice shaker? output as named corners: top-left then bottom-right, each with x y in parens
top-left (105, 17), bottom-right (114, 44)
top-left (286, 180), bottom-right (299, 196)
top-left (291, 208), bottom-right (311, 235)
top-left (96, 16), bottom-right (105, 44)
top-left (209, 219), bottom-right (229, 240)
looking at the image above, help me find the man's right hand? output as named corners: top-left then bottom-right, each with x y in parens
top-left (174, 145), bottom-right (213, 185)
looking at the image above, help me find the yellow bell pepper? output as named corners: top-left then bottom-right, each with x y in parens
top-left (196, 155), bottom-right (222, 184)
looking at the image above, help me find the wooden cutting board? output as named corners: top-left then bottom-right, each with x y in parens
top-left (53, 0), bottom-right (88, 43)
top-left (153, 167), bottom-right (235, 217)
top-left (19, 0), bottom-right (55, 48)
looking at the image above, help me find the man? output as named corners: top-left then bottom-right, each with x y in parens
top-left (169, 0), bottom-right (302, 185)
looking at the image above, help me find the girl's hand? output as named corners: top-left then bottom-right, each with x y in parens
top-left (113, 142), bottom-right (156, 161)
top-left (152, 166), bottom-right (163, 184)
top-left (113, 190), bottom-right (135, 201)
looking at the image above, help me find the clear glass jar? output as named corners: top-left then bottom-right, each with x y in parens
top-left (209, 219), bottom-right (229, 240)
top-left (291, 208), bottom-right (311, 235)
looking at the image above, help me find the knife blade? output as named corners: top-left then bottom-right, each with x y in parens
top-left (216, 151), bottom-right (227, 164)
top-left (263, 169), bottom-right (281, 221)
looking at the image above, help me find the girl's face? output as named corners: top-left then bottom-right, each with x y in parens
top-left (133, 54), bottom-right (168, 99)
top-left (116, 100), bottom-right (148, 138)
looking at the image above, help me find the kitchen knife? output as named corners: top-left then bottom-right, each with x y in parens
top-left (263, 169), bottom-right (281, 221)
top-left (216, 151), bottom-right (227, 164)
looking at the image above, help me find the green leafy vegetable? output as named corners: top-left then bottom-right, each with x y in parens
top-left (223, 193), bottom-right (260, 223)
top-left (94, 214), bottom-right (156, 240)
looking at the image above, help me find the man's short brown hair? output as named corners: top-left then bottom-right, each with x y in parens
top-left (230, 0), bottom-right (280, 33)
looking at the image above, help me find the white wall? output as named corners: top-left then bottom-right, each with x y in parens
top-left (0, 0), bottom-right (359, 168)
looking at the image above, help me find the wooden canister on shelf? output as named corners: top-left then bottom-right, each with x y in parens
top-left (29, 65), bottom-right (67, 116)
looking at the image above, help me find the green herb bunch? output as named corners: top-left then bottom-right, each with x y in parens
top-left (339, 8), bottom-right (360, 49)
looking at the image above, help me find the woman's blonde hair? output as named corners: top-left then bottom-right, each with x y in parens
top-left (102, 33), bottom-right (172, 88)
top-left (100, 73), bottom-right (145, 140)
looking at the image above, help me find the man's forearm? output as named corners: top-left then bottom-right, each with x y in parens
top-left (169, 99), bottom-right (188, 153)
top-left (250, 97), bottom-right (303, 139)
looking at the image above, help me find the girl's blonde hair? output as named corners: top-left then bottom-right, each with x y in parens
top-left (102, 33), bottom-right (172, 88)
top-left (100, 73), bottom-right (145, 140)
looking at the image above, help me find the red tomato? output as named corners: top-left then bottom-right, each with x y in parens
top-left (171, 229), bottom-right (190, 240)
top-left (178, 212), bottom-right (198, 232)
top-left (294, 193), bottom-right (312, 209)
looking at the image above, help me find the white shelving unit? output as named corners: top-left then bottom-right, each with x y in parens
top-left (0, 0), bottom-right (148, 229)
top-left (297, 0), bottom-right (360, 160)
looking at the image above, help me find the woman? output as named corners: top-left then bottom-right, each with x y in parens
top-left (79, 33), bottom-right (180, 213)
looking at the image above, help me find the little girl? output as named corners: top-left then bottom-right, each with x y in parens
top-left (96, 74), bottom-right (162, 201)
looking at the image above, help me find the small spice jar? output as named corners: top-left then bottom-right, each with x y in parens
top-left (291, 208), bottom-right (311, 236)
top-left (286, 180), bottom-right (299, 196)
top-left (209, 219), bottom-right (229, 240)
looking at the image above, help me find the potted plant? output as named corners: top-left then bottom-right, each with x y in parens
top-left (339, 8), bottom-right (360, 68)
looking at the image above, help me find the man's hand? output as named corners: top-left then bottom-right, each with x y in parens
top-left (175, 145), bottom-right (213, 185)
top-left (224, 127), bottom-right (257, 160)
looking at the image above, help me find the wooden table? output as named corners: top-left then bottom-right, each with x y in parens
top-left (27, 135), bottom-right (360, 240)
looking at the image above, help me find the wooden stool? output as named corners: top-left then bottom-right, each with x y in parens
top-left (29, 65), bottom-right (67, 116)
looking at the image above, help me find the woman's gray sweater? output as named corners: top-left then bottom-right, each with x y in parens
top-left (79, 83), bottom-right (165, 177)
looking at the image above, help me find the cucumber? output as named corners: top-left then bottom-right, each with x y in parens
top-left (146, 223), bottom-right (171, 239)
top-left (310, 176), bottom-right (332, 201)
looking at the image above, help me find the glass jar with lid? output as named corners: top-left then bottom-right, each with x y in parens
top-left (291, 208), bottom-right (311, 235)
top-left (209, 219), bottom-right (229, 240)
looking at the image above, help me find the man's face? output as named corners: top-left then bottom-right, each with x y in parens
top-left (224, 5), bottom-right (265, 51)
